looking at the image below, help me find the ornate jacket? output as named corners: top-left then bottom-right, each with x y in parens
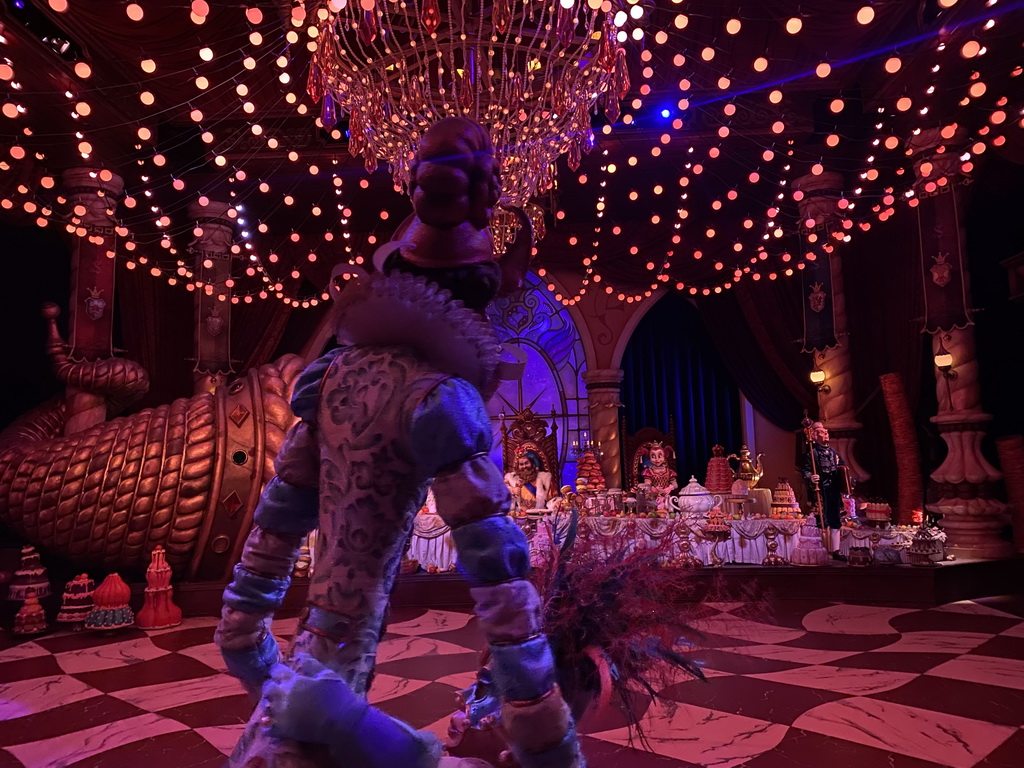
top-left (800, 443), bottom-right (846, 492)
top-left (504, 470), bottom-right (555, 510)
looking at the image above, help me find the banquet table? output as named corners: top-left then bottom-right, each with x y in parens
top-left (405, 513), bottom-right (920, 571)
top-left (839, 525), bottom-right (915, 563)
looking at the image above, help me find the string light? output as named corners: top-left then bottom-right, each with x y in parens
top-left (0, 1), bottom-right (1017, 304)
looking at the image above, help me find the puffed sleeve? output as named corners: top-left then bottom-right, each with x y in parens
top-left (409, 377), bottom-right (493, 476)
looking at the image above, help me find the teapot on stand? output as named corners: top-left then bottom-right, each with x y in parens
top-left (727, 445), bottom-right (765, 490)
top-left (667, 476), bottom-right (724, 518)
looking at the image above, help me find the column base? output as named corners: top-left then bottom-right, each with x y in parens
top-left (928, 496), bottom-right (1013, 560)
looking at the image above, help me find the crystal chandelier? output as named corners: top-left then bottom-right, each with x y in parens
top-left (308, 0), bottom-right (632, 213)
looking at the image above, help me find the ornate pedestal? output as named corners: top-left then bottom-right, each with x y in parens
top-left (672, 522), bottom-right (703, 569)
top-left (762, 524), bottom-right (789, 566)
top-left (704, 528), bottom-right (731, 568)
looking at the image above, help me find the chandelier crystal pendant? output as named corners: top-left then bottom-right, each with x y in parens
top-left (309, 0), bottom-right (633, 219)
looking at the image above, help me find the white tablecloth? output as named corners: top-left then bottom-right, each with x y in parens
top-left (407, 513), bottom-right (457, 572)
top-left (840, 526), bottom-right (915, 563)
top-left (406, 514), bottom-right (815, 570)
top-left (706, 518), bottom-right (803, 564)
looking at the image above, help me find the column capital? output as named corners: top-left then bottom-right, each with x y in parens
top-left (62, 167), bottom-right (123, 229)
top-left (187, 199), bottom-right (234, 225)
top-left (582, 368), bottom-right (624, 390)
top-left (793, 171), bottom-right (844, 225)
top-left (188, 200), bottom-right (235, 258)
top-left (907, 126), bottom-right (969, 188)
top-left (62, 167), bottom-right (124, 198)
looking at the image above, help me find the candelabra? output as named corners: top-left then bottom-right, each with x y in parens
top-left (570, 432), bottom-right (603, 460)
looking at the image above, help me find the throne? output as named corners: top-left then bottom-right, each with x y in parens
top-left (621, 418), bottom-right (677, 492)
top-left (500, 407), bottom-right (560, 485)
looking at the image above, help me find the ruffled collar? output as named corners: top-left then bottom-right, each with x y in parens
top-left (333, 270), bottom-right (505, 393)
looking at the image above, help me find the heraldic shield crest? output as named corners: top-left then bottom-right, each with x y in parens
top-left (84, 287), bottom-right (106, 321)
top-left (931, 252), bottom-right (952, 287)
top-left (808, 282), bottom-right (827, 313)
top-left (205, 307), bottom-right (225, 337)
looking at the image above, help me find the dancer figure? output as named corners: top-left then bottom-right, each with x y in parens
top-left (215, 117), bottom-right (581, 768)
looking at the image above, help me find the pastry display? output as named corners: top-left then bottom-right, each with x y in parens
top-left (136, 547), bottom-right (182, 630)
top-left (576, 451), bottom-right (606, 492)
top-left (703, 509), bottom-right (732, 535)
top-left (13, 589), bottom-right (47, 635)
top-left (704, 445), bottom-right (734, 497)
top-left (769, 479), bottom-right (803, 520)
top-left (863, 502), bottom-right (892, 524)
top-left (873, 546), bottom-right (903, 565)
top-left (848, 546), bottom-right (874, 567)
top-left (908, 526), bottom-right (945, 566)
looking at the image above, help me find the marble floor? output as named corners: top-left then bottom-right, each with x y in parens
top-left (1, 596), bottom-right (1023, 767)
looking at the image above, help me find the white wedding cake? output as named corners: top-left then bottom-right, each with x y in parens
top-left (791, 518), bottom-right (829, 566)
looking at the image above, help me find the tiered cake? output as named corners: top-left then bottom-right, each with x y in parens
top-left (57, 574), bottom-right (95, 628)
top-left (908, 526), bottom-right (945, 566)
top-left (9, 545), bottom-right (50, 601)
top-left (704, 445), bottom-right (734, 497)
top-left (791, 519), bottom-right (829, 566)
top-left (770, 479), bottom-right (802, 519)
top-left (576, 451), bottom-right (606, 491)
top-left (136, 546), bottom-right (182, 631)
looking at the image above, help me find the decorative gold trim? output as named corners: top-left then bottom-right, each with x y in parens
top-left (228, 368), bottom-right (267, 578)
top-left (188, 383), bottom-right (228, 579)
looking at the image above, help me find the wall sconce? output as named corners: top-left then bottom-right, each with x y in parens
top-left (934, 336), bottom-right (957, 379)
top-left (809, 367), bottom-right (831, 394)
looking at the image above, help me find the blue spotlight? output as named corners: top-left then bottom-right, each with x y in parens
top-left (661, 108), bottom-right (671, 118)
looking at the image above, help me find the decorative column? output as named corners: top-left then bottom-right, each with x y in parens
top-left (582, 368), bottom-right (624, 488)
top-left (61, 168), bottom-right (124, 434)
top-left (793, 171), bottom-right (870, 482)
top-left (909, 127), bottom-right (1011, 560)
top-left (188, 200), bottom-right (235, 394)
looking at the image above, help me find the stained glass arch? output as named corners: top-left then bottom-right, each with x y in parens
top-left (485, 272), bottom-right (589, 487)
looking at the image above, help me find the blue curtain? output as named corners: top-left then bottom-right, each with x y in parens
top-left (621, 295), bottom-right (743, 482)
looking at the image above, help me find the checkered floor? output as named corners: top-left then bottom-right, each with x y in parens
top-left (1, 597), bottom-right (1023, 768)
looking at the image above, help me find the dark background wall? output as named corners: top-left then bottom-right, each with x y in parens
top-left (1, 154), bottom-right (1022, 510)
